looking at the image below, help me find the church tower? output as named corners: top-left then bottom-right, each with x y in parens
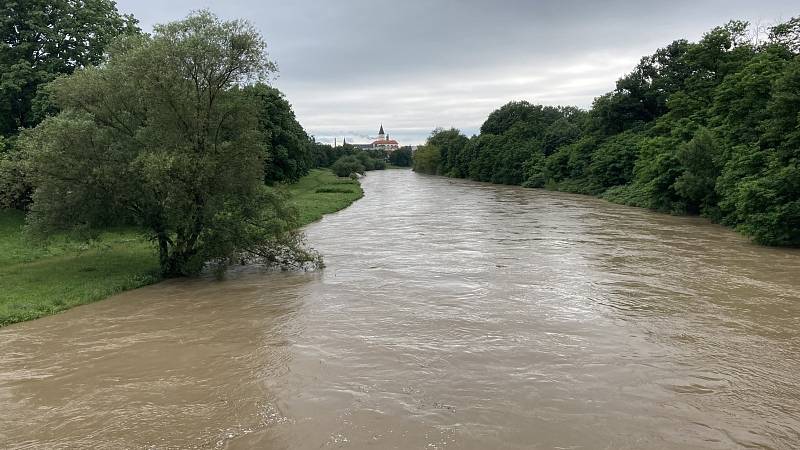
top-left (378, 124), bottom-right (385, 141)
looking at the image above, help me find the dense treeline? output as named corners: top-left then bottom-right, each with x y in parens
top-left (309, 143), bottom-right (388, 175)
top-left (389, 146), bottom-right (413, 167)
top-left (414, 19), bottom-right (800, 246)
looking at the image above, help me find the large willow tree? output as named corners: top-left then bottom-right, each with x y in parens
top-left (21, 11), bottom-right (320, 276)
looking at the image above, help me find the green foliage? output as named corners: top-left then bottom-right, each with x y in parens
top-left (412, 144), bottom-right (441, 174)
top-left (673, 128), bottom-right (721, 215)
top-left (355, 151), bottom-right (377, 170)
top-left (544, 137), bottom-right (596, 186)
top-left (22, 11), bottom-right (321, 276)
top-left (331, 155), bottom-right (366, 177)
top-left (327, 149), bottom-right (385, 177)
top-left (309, 141), bottom-right (337, 167)
top-left (429, 17), bottom-right (800, 246)
top-left (487, 130), bottom-right (539, 185)
top-left (0, 136), bottom-right (33, 209)
top-left (733, 159), bottom-right (800, 246)
top-left (307, 142), bottom-right (382, 169)
top-left (245, 83), bottom-right (312, 184)
top-left (769, 17), bottom-right (800, 54)
top-left (0, 208), bottom-right (160, 326)
top-left (709, 51), bottom-right (788, 144)
top-left (587, 131), bottom-right (642, 191)
top-left (480, 101), bottom-right (564, 135)
top-left (613, 137), bottom-right (685, 212)
top-left (542, 117), bottom-right (582, 155)
top-left (315, 187), bottom-right (355, 194)
top-left (521, 150), bottom-right (546, 188)
top-left (389, 147), bottom-right (413, 167)
top-left (427, 128), bottom-right (470, 175)
top-left (0, 0), bottom-right (139, 135)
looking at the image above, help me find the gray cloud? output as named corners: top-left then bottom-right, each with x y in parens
top-left (117, 0), bottom-right (798, 144)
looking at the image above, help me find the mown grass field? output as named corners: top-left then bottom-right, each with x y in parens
top-left (0, 169), bottom-right (363, 326)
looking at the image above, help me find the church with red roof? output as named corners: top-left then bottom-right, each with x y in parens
top-left (370, 124), bottom-right (400, 151)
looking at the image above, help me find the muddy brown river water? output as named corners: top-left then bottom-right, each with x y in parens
top-left (2, 169), bottom-right (800, 449)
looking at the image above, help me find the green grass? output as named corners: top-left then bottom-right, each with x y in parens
top-left (0, 212), bottom-right (160, 326)
top-left (0, 169), bottom-right (362, 326)
top-left (285, 168), bottom-right (363, 226)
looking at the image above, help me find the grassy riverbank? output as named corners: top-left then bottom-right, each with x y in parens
top-left (288, 169), bottom-right (364, 225)
top-left (0, 169), bottom-right (363, 326)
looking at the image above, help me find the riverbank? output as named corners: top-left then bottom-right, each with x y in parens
top-left (0, 169), bottom-right (363, 326)
top-left (288, 168), bottom-right (364, 225)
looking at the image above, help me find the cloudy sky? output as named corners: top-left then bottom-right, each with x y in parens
top-left (116, 0), bottom-right (796, 145)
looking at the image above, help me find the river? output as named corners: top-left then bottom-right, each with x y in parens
top-left (2, 169), bottom-right (800, 449)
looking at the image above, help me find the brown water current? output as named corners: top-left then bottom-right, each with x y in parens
top-left (2, 169), bottom-right (800, 449)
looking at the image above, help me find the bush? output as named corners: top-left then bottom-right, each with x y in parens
top-left (331, 155), bottom-right (365, 177)
top-left (0, 137), bottom-right (33, 210)
top-left (314, 187), bottom-right (355, 194)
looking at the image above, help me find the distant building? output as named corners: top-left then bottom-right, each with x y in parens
top-left (370, 124), bottom-right (400, 152)
top-left (343, 124), bottom-right (400, 153)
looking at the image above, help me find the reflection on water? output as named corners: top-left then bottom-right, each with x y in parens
top-left (2, 169), bottom-right (800, 449)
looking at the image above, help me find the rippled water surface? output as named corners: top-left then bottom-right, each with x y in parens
top-left (2, 169), bottom-right (800, 449)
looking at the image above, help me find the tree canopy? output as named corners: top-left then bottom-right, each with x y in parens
top-left (245, 83), bottom-right (313, 184)
top-left (0, 0), bottom-right (139, 135)
top-left (414, 18), bottom-right (800, 247)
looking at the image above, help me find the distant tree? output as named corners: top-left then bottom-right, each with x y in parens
top-left (22, 11), bottom-right (321, 276)
top-left (309, 141), bottom-right (337, 167)
top-left (389, 147), bottom-right (413, 167)
top-left (480, 101), bottom-right (563, 136)
top-left (0, 0), bottom-right (139, 135)
top-left (331, 155), bottom-right (365, 177)
top-left (355, 151), bottom-right (376, 171)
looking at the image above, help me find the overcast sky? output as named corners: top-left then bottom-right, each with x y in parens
top-left (116, 0), bottom-right (797, 145)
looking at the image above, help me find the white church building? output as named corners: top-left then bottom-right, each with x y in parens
top-left (370, 124), bottom-right (400, 151)
top-left (348, 124), bottom-right (400, 152)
